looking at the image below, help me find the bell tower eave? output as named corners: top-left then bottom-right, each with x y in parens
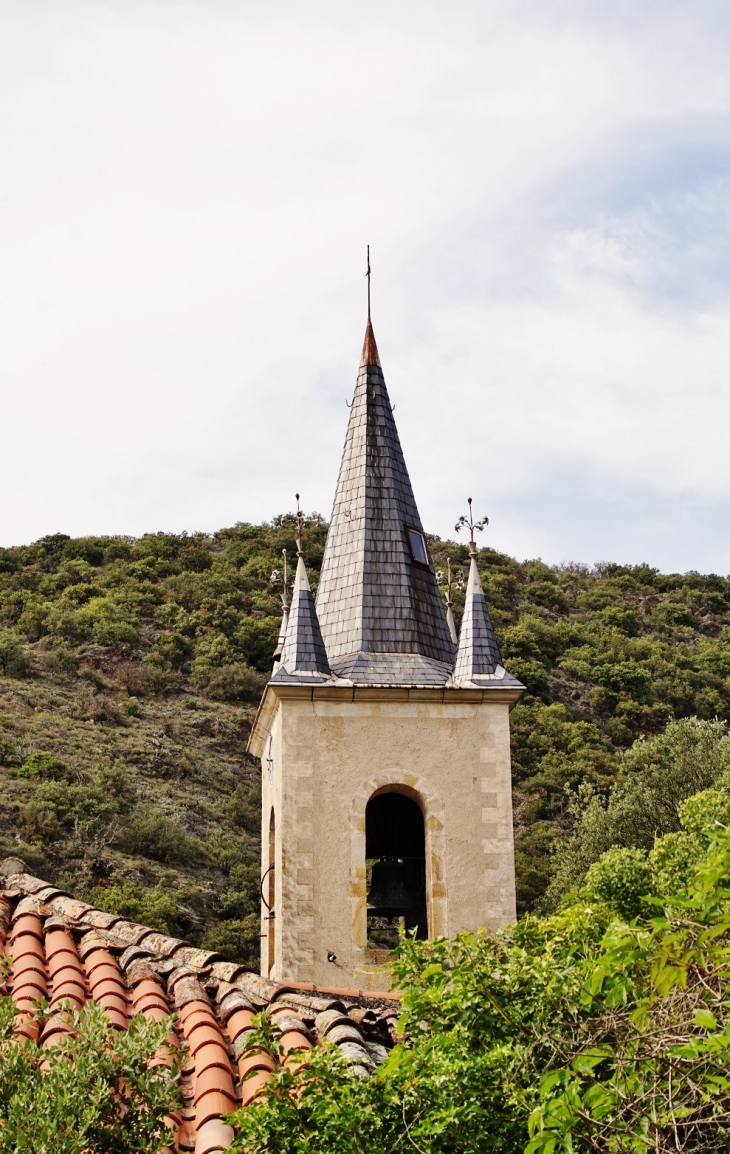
top-left (247, 680), bottom-right (525, 759)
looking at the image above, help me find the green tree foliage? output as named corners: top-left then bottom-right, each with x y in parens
top-left (0, 993), bottom-right (181, 1153)
top-left (426, 546), bottom-right (730, 910)
top-left (230, 785), bottom-right (730, 1154)
top-left (546, 717), bottom-right (730, 907)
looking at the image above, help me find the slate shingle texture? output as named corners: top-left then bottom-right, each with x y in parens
top-left (274, 554), bottom-right (331, 680)
top-left (0, 857), bottom-right (398, 1154)
top-left (451, 555), bottom-right (524, 690)
top-left (315, 320), bottom-right (456, 684)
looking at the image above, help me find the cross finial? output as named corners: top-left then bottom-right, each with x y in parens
top-left (295, 494), bottom-right (304, 557)
top-left (445, 557), bottom-right (454, 609)
top-left (455, 497), bottom-right (489, 556)
top-left (366, 244), bottom-right (371, 321)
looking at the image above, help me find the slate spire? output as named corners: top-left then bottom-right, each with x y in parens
top-left (452, 552), bottom-right (503, 682)
top-left (315, 317), bottom-right (455, 685)
top-left (452, 500), bottom-right (503, 683)
top-left (274, 499), bottom-right (331, 681)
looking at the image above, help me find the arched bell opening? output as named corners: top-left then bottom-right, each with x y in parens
top-left (366, 790), bottom-right (427, 949)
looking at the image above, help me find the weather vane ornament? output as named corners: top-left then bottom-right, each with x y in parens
top-left (455, 497), bottom-right (489, 556)
top-left (295, 494), bottom-right (304, 557)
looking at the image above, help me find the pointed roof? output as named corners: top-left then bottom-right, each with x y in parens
top-left (273, 554), bottom-right (331, 681)
top-left (315, 319), bottom-right (455, 685)
top-left (360, 317), bottom-right (381, 368)
top-left (452, 554), bottom-right (521, 687)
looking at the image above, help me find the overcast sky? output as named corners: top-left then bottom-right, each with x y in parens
top-left (2, 1), bottom-right (730, 572)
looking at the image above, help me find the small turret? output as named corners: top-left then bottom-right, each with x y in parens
top-left (272, 497), bottom-right (331, 682)
top-left (452, 499), bottom-right (519, 686)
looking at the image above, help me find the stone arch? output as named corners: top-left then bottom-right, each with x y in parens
top-left (350, 770), bottom-right (447, 949)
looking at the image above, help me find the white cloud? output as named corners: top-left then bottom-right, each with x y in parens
top-left (1, 1), bottom-right (730, 571)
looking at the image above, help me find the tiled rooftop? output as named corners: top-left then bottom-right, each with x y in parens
top-left (0, 857), bottom-right (399, 1154)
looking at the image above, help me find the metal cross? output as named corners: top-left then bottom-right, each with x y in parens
top-left (455, 497), bottom-right (489, 555)
top-left (365, 244), bottom-right (371, 320)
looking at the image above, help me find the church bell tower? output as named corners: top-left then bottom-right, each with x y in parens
top-left (248, 316), bottom-right (524, 989)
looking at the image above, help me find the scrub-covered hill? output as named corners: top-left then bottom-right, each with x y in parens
top-left (1, 517), bottom-right (729, 960)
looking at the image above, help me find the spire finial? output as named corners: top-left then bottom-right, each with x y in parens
top-left (295, 494), bottom-right (304, 558)
top-left (366, 244), bottom-right (371, 321)
top-left (455, 497), bottom-right (489, 557)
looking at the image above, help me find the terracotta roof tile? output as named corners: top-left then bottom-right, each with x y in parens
top-left (138, 931), bottom-right (186, 957)
top-left (77, 908), bottom-right (122, 930)
top-left (187, 1024), bottom-right (230, 1057)
top-left (239, 1068), bottom-right (271, 1107)
top-left (194, 1118), bottom-right (235, 1154)
top-left (225, 1008), bottom-right (256, 1043)
top-left (1, 856), bottom-right (400, 1151)
top-left (194, 1064), bottom-right (236, 1101)
top-left (195, 1091), bottom-right (237, 1128)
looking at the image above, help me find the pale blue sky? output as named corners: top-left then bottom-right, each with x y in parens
top-left (2, 0), bottom-right (730, 573)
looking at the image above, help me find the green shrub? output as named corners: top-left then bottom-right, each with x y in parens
top-left (15, 751), bottom-right (68, 780)
top-left (504, 658), bottom-right (549, 698)
top-left (120, 807), bottom-right (202, 865)
top-left (0, 997), bottom-right (181, 1153)
top-left (197, 662), bottom-right (266, 702)
top-left (0, 738), bottom-right (17, 765)
top-left (76, 598), bottom-right (138, 645)
top-left (19, 781), bottom-right (118, 841)
top-left (584, 846), bottom-right (652, 919)
top-left (0, 629), bottom-right (31, 678)
top-left (200, 913), bottom-right (260, 967)
top-left (83, 878), bottom-right (188, 937)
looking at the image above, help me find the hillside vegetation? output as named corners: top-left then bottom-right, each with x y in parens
top-left (1, 517), bottom-right (729, 962)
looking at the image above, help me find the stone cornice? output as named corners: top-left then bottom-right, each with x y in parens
top-left (247, 679), bottom-right (524, 758)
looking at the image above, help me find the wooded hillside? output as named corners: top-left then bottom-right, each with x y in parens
top-left (1, 516), bottom-right (728, 963)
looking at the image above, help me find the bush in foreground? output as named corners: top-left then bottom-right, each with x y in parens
top-left (0, 995), bottom-right (181, 1154)
top-left (230, 785), bottom-right (730, 1154)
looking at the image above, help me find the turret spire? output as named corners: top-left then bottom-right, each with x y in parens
top-left (273, 496), bottom-right (331, 681)
top-left (452, 499), bottom-right (503, 682)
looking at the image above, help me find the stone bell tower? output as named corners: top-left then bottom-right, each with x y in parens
top-left (248, 317), bottom-right (524, 990)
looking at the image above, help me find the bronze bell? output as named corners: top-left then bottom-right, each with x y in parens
top-left (367, 858), bottom-right (418, 923)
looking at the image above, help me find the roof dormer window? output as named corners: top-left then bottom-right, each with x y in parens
top-left (406, 527), bottom-right (429, 568)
